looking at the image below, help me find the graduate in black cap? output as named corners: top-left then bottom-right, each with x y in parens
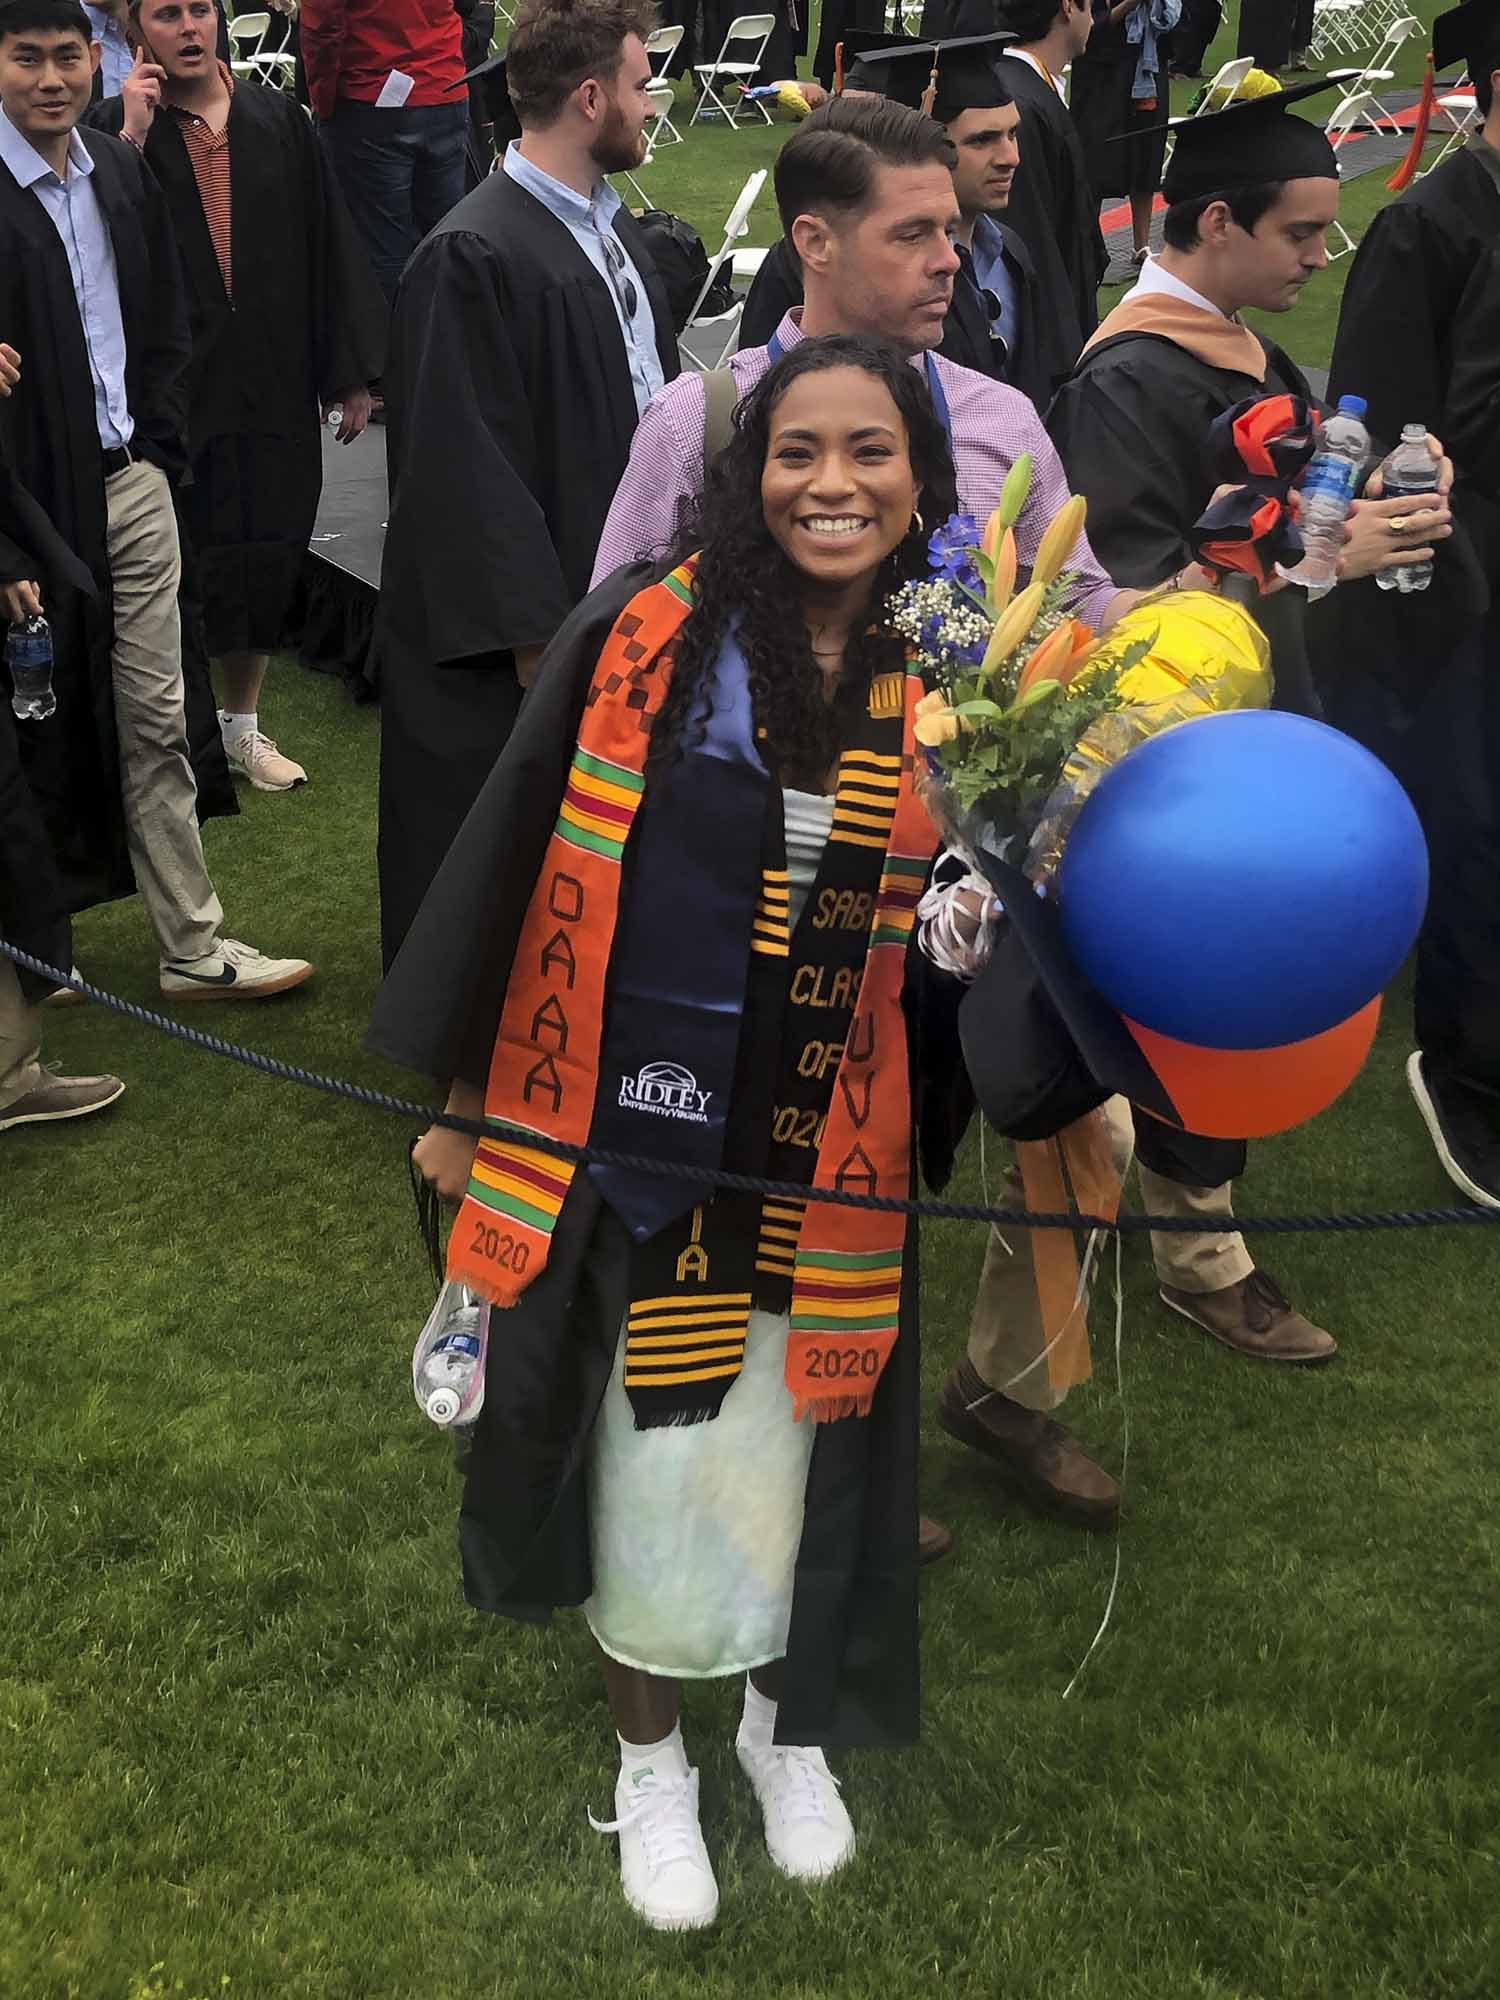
top-left (741, 33), bottom-right (1063, 402)
top-left (1324, 3), bottom-right (1500, 1208)
top-left (373, 0), bottom-right (678, 968)
top-left (1043, 80), bottom-right (1458, 1372)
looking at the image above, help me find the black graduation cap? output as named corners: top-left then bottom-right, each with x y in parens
top-left (839, 25), bottom-right (919, 92)
top-left (458, 51), bottom-right (523, 150)
top-left (849, 31), bottom-right (1018, 119)
top-left (1156, 76), bottom-right (1343, 204)
top-left (1433, 0), bottom-right (1500, 79)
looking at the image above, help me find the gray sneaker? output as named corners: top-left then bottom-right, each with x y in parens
top-left (0, 1067), bottom-right (125, 1132)
top-left (160, 938), bottom-right (314, 1001)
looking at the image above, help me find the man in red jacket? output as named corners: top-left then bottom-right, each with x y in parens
top-left (300, 0), bottom-right (468, 303)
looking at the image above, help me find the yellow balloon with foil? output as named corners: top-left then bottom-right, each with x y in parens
top-left (1081, 590), bottom-right (1272, 716)
top-left (1026, 594), bottom-right (1272, 885)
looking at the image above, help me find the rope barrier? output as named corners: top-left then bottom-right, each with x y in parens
top-left (7, 937), bottom-right (1498, 1237)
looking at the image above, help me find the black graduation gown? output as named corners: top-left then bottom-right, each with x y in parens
top-left (1324, 149), bottom-right (1500, 1098)
top-left (0, 126), bottom-right (234, 920)
top-left (1071, 17), bottom-right (1170, 203)
top-left (811, 0), bottom-right (888, 86)
top-left (737, 232), bottom-right (1048, 404)
top-left (373, 174), bottom-right (680, 971)
top-left (918, 0), bottom-right (1003, 38)
top-left (1236, 0), bottom-right (1297, 69)
top-left (89, 81), bottom-right (387, 653)
top-left (368, 561), bottom-right (969, 1750)
top-left (997, 54), bottom-right (1106, 380)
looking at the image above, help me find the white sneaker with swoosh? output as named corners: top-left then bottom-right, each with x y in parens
top-left (160, 938), bottom-right (314, 1001)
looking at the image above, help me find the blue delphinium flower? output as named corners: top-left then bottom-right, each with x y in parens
top-left (927, 512), bottom-right (981, 590)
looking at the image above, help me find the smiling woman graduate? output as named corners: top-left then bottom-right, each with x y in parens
top-left (369, 336), bottom-right (974, 1935)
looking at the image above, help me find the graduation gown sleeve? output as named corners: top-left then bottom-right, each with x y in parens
top-left (1046, 338), bottom-right (1202, 585)
top-left (299, 105), bottom-right (387, 401)
top-left (1327, 198), bottom-right (1464, 451)
top-left (378, 228), bottom-right (577, 668)
top-left (1446, 246), bottom-right (1500, 514)
top-left (368, 562), bottom-right (658, 1087)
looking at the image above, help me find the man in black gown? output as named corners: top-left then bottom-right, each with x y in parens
top-left (94, 0), bottom-right (385, 794)
top-left (740, 33), bottom-right (1056, 404)
top-left (1326, 0), bottom-right (1500, 1207)
top-left (996, 0), bottom-right (1107, 374)
top-left (373, 0), bottom-right (679, 968)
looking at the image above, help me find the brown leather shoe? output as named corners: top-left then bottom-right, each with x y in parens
top-left (918, 1514), bottom-right (954, 1567)
top-left (1159, 1269), bottom-right (1337, 1364)
top-left (936, 1359), bottom-right (1120, 1531)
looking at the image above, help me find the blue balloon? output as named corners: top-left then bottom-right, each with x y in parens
top-left (1057, 711), bottom-right (1428, 1050)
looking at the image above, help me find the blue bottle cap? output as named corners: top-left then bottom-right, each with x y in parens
top-left (1336, 395), bottom-right (1368, 417)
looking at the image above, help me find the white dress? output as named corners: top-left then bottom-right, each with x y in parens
top-left (584, 788), bottom-right (836, 1678)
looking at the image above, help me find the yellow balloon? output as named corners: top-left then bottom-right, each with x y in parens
top-left (1083, 591), bottom-right (1272, 716)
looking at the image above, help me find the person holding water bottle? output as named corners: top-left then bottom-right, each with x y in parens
top-left (0, 345), bottom-right (125, 1133)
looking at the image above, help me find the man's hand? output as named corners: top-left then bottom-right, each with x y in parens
top-left (0, 343), bottom-right (19, 397)
top-left (1339, 492), bottom-right (1452, 582)
top-left (513, 643), bottom-right (546, 688)
top-left (120, 46), bottom-right (166, 147)
top-left (2, 579), bottom-right (43, 624)
top-left (322, 387), bottom-right (372, 444)
top-left (1362, 430), bottom-right (1454, 501)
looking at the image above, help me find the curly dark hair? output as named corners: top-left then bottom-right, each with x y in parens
top-left (652, 335), bottom-right (957, 791)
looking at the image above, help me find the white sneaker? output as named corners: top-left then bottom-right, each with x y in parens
top-left (223, 724), bottom-right (307, 792)
top-left (589, 1765), bottom-right (719, 1931)
top-left (737, 1741), bottom-right (856, 1882)
top-left (160, 937), bottom-right (314, 1002)
top-left (43, 965), bottom-right (85, 1009)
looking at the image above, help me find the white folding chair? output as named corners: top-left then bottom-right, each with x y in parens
top-left (1193, 56), bottom-right (1253, 110)
top-left (645, 23), bottom-right (685, 77)
top-left (690, 13), bottom-right (777, 128)
top-left (644, 75), bottom-right (682, 149)
top-left (227, 10), bottom-right (271, 80)
top-left (1341, 14), bottom-right (1424, 129)
top-left (678, 168), bottom-right (767, 369)
top-left (1422, 86), bottom-right (1478, 174)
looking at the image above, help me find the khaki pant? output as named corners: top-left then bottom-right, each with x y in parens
top-left (107, 458), bottom-right (222, 965)
top-left (0, 958), bottom-right (43, 1112)
top-left (967, 1095), bottom-right (1256, 1413)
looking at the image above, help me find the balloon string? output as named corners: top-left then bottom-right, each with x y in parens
top-left (1062, 1229), bottom-right (1126, 1701)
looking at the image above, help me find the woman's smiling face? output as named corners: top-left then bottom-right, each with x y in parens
top-left (759, 366), bottom-right (919, 590)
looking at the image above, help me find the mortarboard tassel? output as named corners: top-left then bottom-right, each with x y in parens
top-left (1387, 51), bottom-right (1435, 191)
top-left (920, 50), bottom-right (941, 117)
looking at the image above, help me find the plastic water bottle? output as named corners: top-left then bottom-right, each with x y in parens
top-left (6, 614), bottom-right (56, 721)
top-left (1282, 396), bottom-right (1371, 592)
top-left (411, 1279), bottom-right (488, 1428)
top-left (1375, 425), bottom-right (1439, 593)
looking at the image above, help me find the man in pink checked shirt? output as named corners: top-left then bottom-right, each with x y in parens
top-left (592, 94), bottom-right (1193, 619)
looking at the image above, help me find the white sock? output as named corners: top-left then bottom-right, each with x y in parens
top-left (737, 1677), bottom-right (778, 1753)
top-left (220, 710), bottom-right (257, 744)
top-left (618, 1721), bottom-right (689, 1789)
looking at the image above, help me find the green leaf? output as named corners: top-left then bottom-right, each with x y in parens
top-left (954, 699), bottom-right (1005, 720)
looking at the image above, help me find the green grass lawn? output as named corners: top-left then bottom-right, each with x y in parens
top-left (5, 11), bottom-right (1498, 1994)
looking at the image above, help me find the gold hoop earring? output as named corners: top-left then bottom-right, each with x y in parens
top-left (910, 509), bottom-right (925, 537)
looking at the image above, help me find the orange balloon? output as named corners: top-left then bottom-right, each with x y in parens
top-left (1126, 996), bottom-right (1382, 1139)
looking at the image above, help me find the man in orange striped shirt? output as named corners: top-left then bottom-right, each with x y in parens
top-left (95, 0), bottom-right (384, 792)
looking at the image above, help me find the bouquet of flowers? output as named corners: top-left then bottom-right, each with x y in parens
top-left (890, 455), bottom-right (1157, 865)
